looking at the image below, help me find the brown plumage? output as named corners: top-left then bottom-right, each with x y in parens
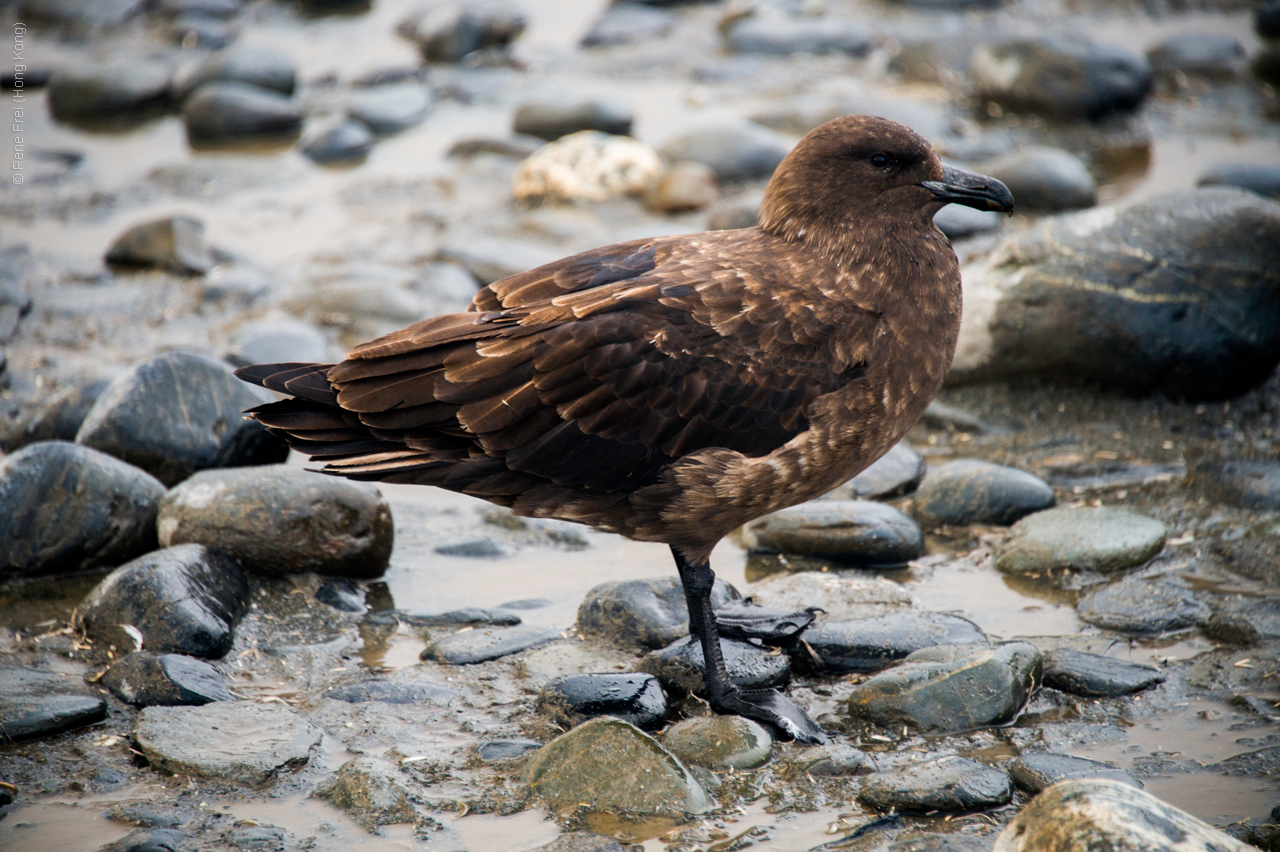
top-left (237, 115), bottom-right (1013, 742)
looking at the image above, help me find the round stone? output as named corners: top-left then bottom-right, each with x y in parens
top-left (658, 122), bottom-right (791, 183)
top-left (983, 147), bottom-right (1096, 212)
top-left (661, 715), bottom-right (772, 770)
top-left (174, 46), bottom-right (296, 100)
top-left (513, 98), bottom-right (633, 141)
top-left (537, 673), bottom-right (668, 731)
top-left (182, 81), bottom-right (302, 145)
top-left (914, 460), bottom-right (1056, 528)
top-left (1077, 576), bottom-right (1209, 635)
top-left (47, 61), bottom-right (171, 125)
top-left (302, 119), bottom-right (376, 165)
top-left (859, 755), bottom-right (1013, 813)
top-left (995, 506), bottom-right (1166, 574)
top-left (747, 500), bottom-right (923, 567)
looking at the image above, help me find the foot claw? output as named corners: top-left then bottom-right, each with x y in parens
top-left (714, 687), bottom-right (829, 744)
top-left (713, 600), bottom-right (822, 643)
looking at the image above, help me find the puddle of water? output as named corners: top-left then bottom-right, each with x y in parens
top-left (0, 794), bottom-right (142, 852)
top-left (904, 557), bottom-right (1083, 639)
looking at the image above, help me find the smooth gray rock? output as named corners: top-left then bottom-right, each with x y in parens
top-left (0, 441), bottom-right (164, 579)
top-left (995, 507), bottom-right (1166, 574)
top-left (971, 35), bottom-right (1152, 118)
top-left (524, 717), bottom-right (711, 816)
top-left (174, 46), bottom-right (296, 100)
top-left (134, 701), bottom-right (321, 786)
top-left (227, 318), bottom-right (331, 367)
top-left (513, 98), bottom-right (633, 141)
top-left (661, 715), bottom-right (772, 770)
top-left (1148, 33), bottom-right (1245, 79)
top-left (313, 756), bottom-right (420, 832)
top-left (76, 350), bottom-right (277, 487)
top-left (846, 642), bottom-right (1040, 733)
top-left (0, 667), bottom-right (107, 741)
top-left (804, 744), bottom-right (876, 777)
top-left (921, 401), bottom-right (989, 434)
top-left (75, 544), bottom-right (249, 658)
top-left (437, 237), bottom-right (561, 285)
top-left (747, 500), bottom-right (923, 567)
top-left (157, 466), bottom-right (394, 579)
top-left (1194, 459), bottom-right (1280, 510)
top-left (434, 538), bottom-right (509, 558)
top-left (1198, 163), bottom-right (1280, 200)
top-left (47, 61), bottom-right (171, 125)
top-left (952, 189), bottom-right (1280, 398)
top-left (847, 442), bottom-right (927, 499)
top-left (1077, 576), bottom-right (1210, 634)
top-left (993, 778), bottom-right (1253, 851)
top-left (426, 625), bottom-right (561, 664)
top-left (1008, 753), bottom-right (1138, 793)
top-left (182, 82), bottom-right (302, 144)
top-left (983, 148), bottom-right (1096, 212)
top-left (577, 576), bottom-right (739, 650)
top-left (658, 123), bottom-right (791, 183)
top-left (447, 135), bottom-right (544, 159)
top-left (640, 635), bottom-right (789, 694)
top-left (724, 16), bottom-right (872, 57)
top-left (324, 679), bottom-right (457, 705)
top-left (22, 0), bottom-right (147, 35)
top-left (404, 2), bottom-right (526, 63)
top-left (13, 379), bottom-right (111, 447)
top-left (537, 673), bottom-right (667, 730)
top-left (104, 216), bottom-right (212, 274)
top-left (798, 613), bottom-right (987, 674)
top-left (933, 204), bottom-right (1003, 239)
top-left (302, 120), bottom-right (376, 165)
top-left (102, 652), bottom-right (235, 706)
top-left (914, 460), bottom-right (1055, 528)
top-left (706, 196), bottom-right (760, 230)
top-left (531, 833), bottom-right (627, 852)
top-left (647, 161), bottom-right (719, 213)
top-left (478, 738), bottom-right (542, 762)
top-left (859, 756), bottom-right (1013, 813)
top-left (581, 3), bottom-right (675, 47)
top-left (1041, 648), bottom-right (1165, 696)
top-left (347, 84), bottom-right (430, 135)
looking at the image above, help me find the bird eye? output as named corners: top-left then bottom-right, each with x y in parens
top-left (869, 153), bottom-right (890, 168)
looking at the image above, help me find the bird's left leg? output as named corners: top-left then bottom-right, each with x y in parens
top-left (672, 546), bottom-right (828, 744)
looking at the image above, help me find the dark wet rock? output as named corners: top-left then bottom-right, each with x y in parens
top-left (104, 216), bottom-right (212, 274)
top-left (513, 98), bottom-right (633, 141)
top-left (1260, 0), bottom-right (1280, 38)
top-left (434, 538), bottom-right (509, 558)
top-left (47, 62), bottom-right (171, 126)
top-left (227, 318), bottom-right (331, 367)
top-left (223, 824), bottom-right (297, 852)
top-left (531, 833), bottom-right (627, 852)
top-left (524, 717), bottom-right (711, 816)
top-left (447, 135), bottom-right (544, 159)
top-left (805, 744), bottom-right (875, 777)
top-left (21, 0), bottom-right (147, 35)
top-left (577, 576), bottom-right (740, 650)
top-left (846, 642), bottom-right (1040, 733)
top-left (537, 673), bottom-right (668, 730)
top-left (658, 122), bottom-right (791, 183)
top-left (914, 460), bottom-right (1055, 529)
top-left (1041, 648), bottom-right (1165, 696)
top-left (75, 544), bottom-right (249, 659)
top-left (581, 3), bottom-right (675, 47)
top-left (158, 466), bottom-right (394, 579)
top-left (477, 738), bottom-right (542, 762)
top-left (13, 379), bottom-right (111, 447)
top-left (970, 35), bottom-right (1152, 119)
top-left (315, 578), bottom-right (365, 613)
top-left (0, 441), bottom-right (164, 579)
top-left (921, 401), bottom-right (989, 434)
top-left (76, 350), bottom-right (275, 486)
top-left (403, 2), bottom-right (526, 63)
top-left (859, 756), bottom-right (1013, 813)
top-left (1193, 459), bottom-right (1280, 510)
top-left (747, 500), bottom-right (923, 567)
top-left (983, 148), bottom-right (1096, 212)
top-left (994, 778), bottom-right (1252, 851)
top-left (0, 666), bottom-right (107, 741)
top-left (412, 262), bottom-right (480, 304)
top-left (134, 701), bottom-right (321, 786)
top-left (102, 652), bottom-right (235, 706)
top-left (1041, 459), bottom-right (1185, 492)
top-left (640, 635), bottom-right (789, 694)
top-left (313, 756), bottom-right (420, 831)
top-left (1201, 602), bottom-right (1280, 645)
top-left (426, 625), bottom-right (561, 665)
top-left (797, 613), bottom-right (987, 674)
top-left (1008, 753), bottom-right (1138, 793)
top-left (437, 236), bottom-right (562, 284)
top-left (324, 679), bottom-right (457, 705)
top-left (1198, 163), bottom-right (1280, 200)
top-left (662, 715), bottom-right (771, 770)
top-left (174, 47), bottom-right (296, 101)
top-left (302, 119), bottom-right (376, 165)
top-left (995, 507), bottom-right (1166, 575)
top-left (723, 15), bottom-right (872, 57)
top-left (647, 161), bottom-right (719, 213)
top-left (933, 204), bottom-right (1002, 240)
top-left (952, 189), bottom-right (1280, 398)
top-left (1077, 576), bottom-right (1210, 634)
top-left (106, 828), bottom-right (186, 852)
top-left (348, 84), bottom-right (430, 135)
top-left (398, 608), bottom-right (521, 627)
top-left (749, 572), bottom-right (915, 621)
top-left (846, 442), bottom-right (926, 500)
top-left (1148, 33), bottom-right (1245, 80)
top-left (182, 82), bottom-right (302, 145)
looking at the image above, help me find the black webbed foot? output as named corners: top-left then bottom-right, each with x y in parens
top-left (713, 599), bottom-right (822, 643)
top-left (713, 686), bottom-right (829, 744)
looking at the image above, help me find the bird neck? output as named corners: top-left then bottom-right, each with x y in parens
top-left (758, 194), bottom-right (935, 268)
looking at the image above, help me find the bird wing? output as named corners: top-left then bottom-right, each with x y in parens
top-left (295, 233), bottom-right (879, 495)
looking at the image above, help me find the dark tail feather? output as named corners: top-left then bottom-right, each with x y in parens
top-left (234, 362), bottom-right (339, 405)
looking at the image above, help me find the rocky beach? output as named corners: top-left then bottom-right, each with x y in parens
top-left (0, 0), bottom-right (1278, 850)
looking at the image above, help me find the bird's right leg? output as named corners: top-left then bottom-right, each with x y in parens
top-left (672, 546), bottom-right (828, 744)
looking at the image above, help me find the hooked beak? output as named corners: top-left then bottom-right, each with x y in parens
top-left (920, 164), bottom-right (1015, 215)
